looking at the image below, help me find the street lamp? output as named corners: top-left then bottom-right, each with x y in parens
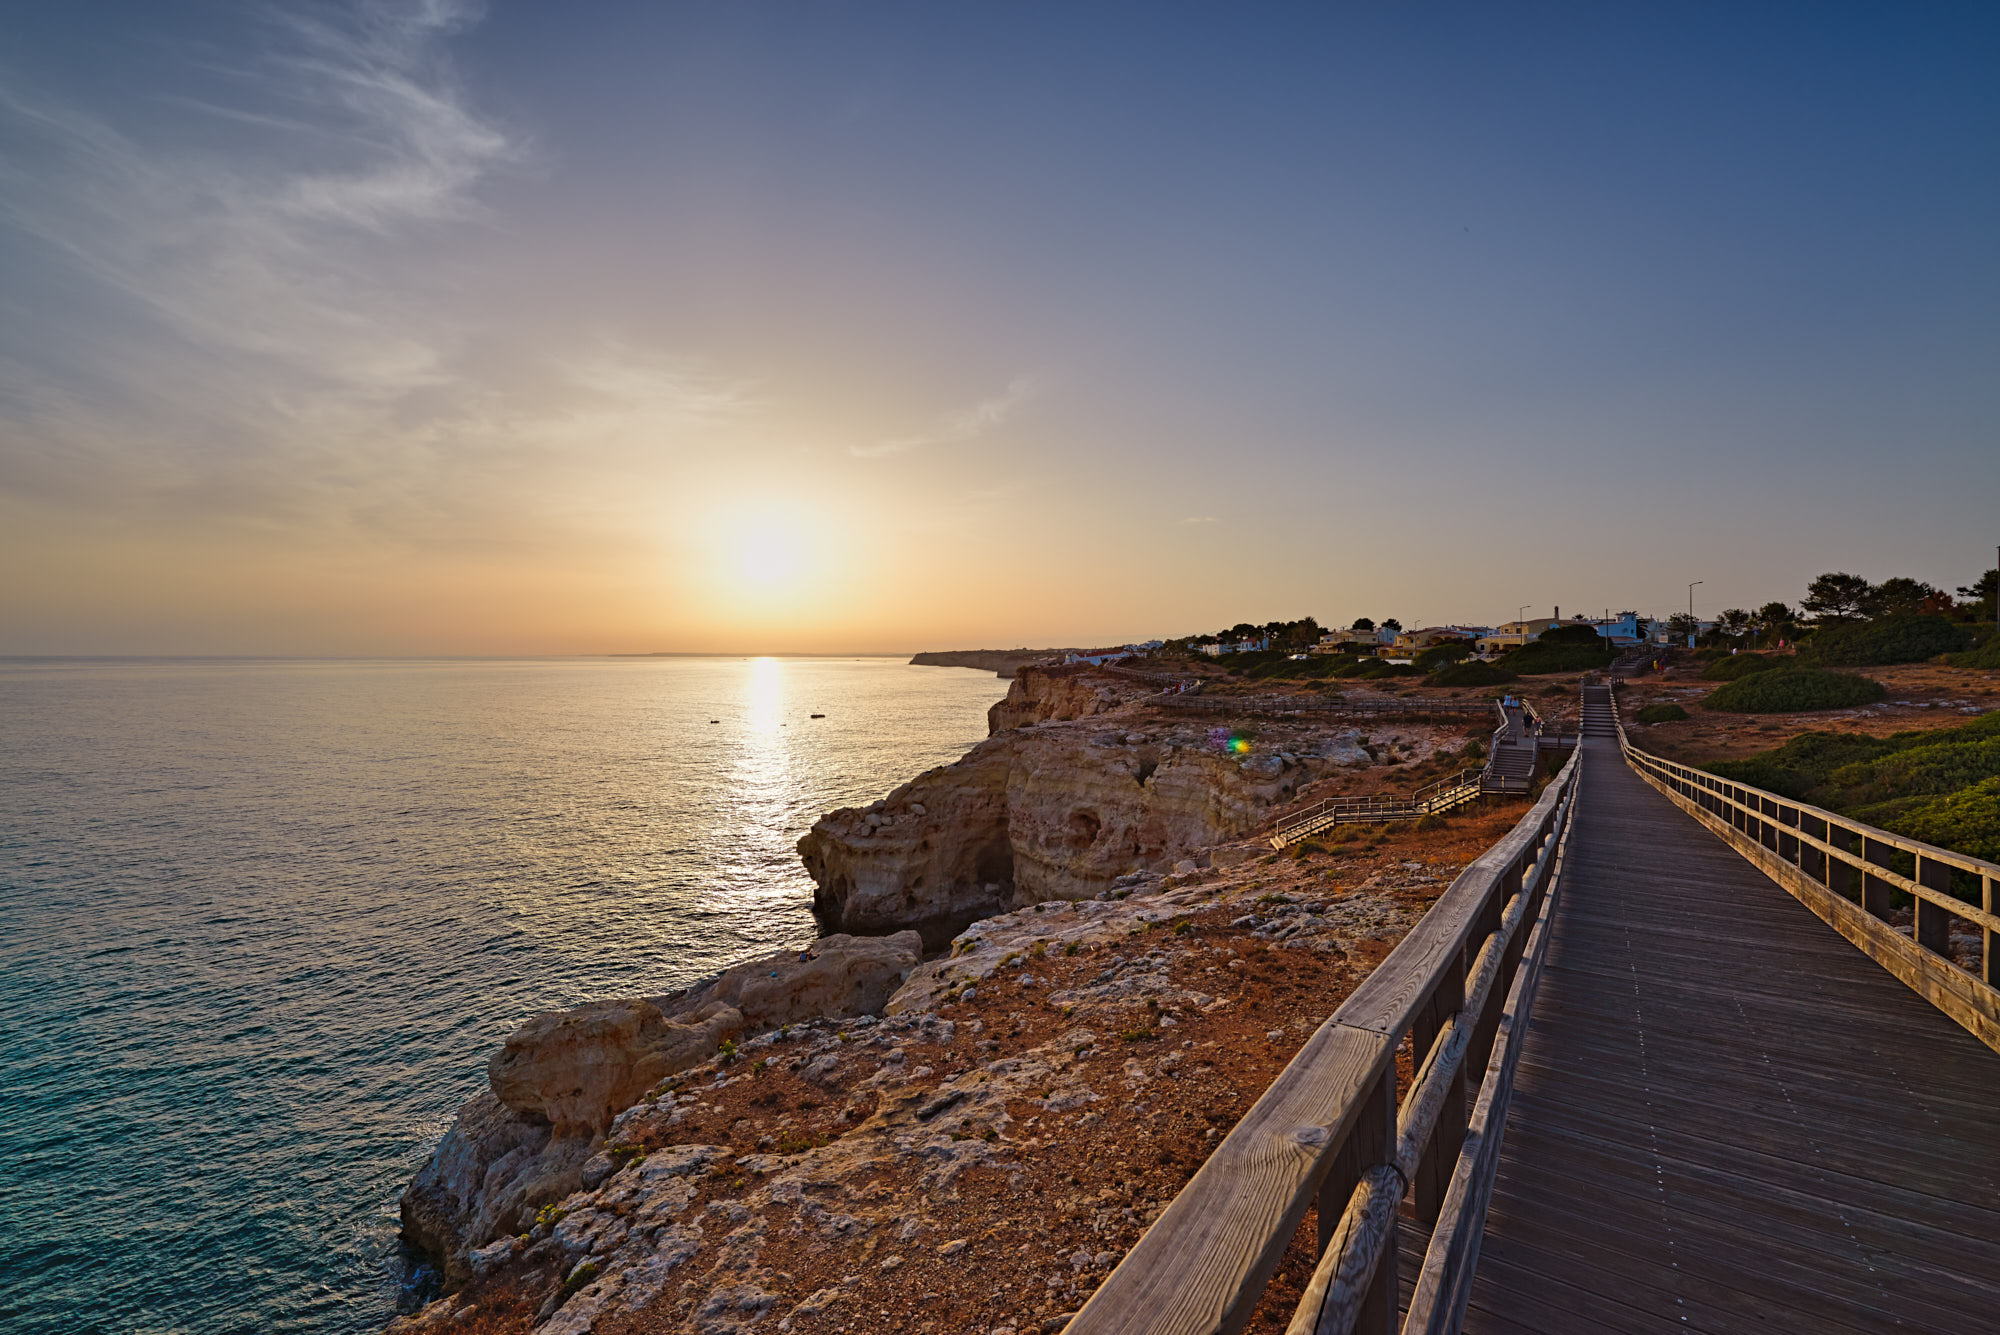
top-left (1687, 581), bottom-right (1703, 648)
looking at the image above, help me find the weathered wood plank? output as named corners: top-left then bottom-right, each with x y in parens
top-left (1066, 1022), bottom-right (1391, 1335)
top-left (1463, 730), bottom-right (2000, 1335)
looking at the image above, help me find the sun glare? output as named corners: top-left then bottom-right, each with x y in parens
top-left (736, 519), bottom-right (804, 587)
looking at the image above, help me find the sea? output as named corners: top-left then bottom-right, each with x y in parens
top-left (0, 656), bottom-right (1005, 1335)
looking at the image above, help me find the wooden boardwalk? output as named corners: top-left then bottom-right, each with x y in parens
top-left (1456, 735), bottom-right (2000, 1334)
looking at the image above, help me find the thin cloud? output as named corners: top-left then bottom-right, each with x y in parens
top-left (0, 1), bottom-right (523, 525)
top-left (852, 375), bottom-right (1039, 458)
top-left (1179, 515), bottom-right (1218, 525)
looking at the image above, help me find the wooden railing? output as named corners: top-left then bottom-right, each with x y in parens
top-left (1269, 770), bottom-right (1484, 847)
top-left (1154, 694), bottom-right (1502, 720)
top-left (1611, 688), bottom-right (2000, 1052)
top-left (1068, 746), bottom-right (1582, 1335)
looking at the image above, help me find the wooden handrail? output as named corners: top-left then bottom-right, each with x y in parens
top-left (1611, 687), bottom-right (2000, 1052)
top-left (1155, 695), bottom-right (1502, 719)
top-left (1066, 744), bottom-right (1582, 1335)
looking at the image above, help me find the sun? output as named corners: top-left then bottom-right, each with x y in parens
top-left (731, 514), bottom-right (806, 589)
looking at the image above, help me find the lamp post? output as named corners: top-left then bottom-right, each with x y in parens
top-left (1688, 581), bottom-right (1703, 648)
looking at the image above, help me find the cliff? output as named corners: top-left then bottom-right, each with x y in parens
top-left (986, 663), bottom-right (1148, 731)
top-left (795, 717), bottom-right (1362, 940)
top-left (389, 669), bottom-right (1495, 1331)
top-left (907, 648), bottom-right (1074, 678)
top-left (384, 801), bottom-right (1525, 1335)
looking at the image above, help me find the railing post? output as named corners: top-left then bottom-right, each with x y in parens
top-left (1359, 1068), bottom-right (1399, 1335)
top-left (1915, 856), bottom-right (1953, 958)
top-left (1987, 874), bottom-right (1998, 990)
top-left (1826, 824), bottom-right (1856, 902)
top-left (1776, 801), bottom-right (1800, 867)
top-left (1862, 835), bottom-right (1897, 921)
top-left (1413, 968), bottom-right (1467, 1228)
top-left (1315, 1066), bottom-right (1398, 1333)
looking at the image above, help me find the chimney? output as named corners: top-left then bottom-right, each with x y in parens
top-left (1554, 606), bottom-right (1560, 623)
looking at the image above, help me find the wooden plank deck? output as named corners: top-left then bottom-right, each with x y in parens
top-left (1460, 735), bottom-right (2000, 1335)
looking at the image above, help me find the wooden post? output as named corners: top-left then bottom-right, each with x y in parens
top-left (1987, 874), bottom-right (1998, 989)
top-left (1826, 824), bottom-right (1855, 903)
top-left (1359, 1070), bottom-right (1399, 1335)
top-left (1862, 836), bottom-right (1897, 921)
top-left (1414, 970), bottom-right (1467, 1227)
top-left (1915, 856), bottom-right (1953, 958)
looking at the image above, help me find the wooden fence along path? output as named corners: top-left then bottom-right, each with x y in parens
top-left (1068, 682), bottom-right (2000, 1335)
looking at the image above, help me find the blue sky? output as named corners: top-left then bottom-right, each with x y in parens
top-left (3, 2), bottom-right (1996, 652)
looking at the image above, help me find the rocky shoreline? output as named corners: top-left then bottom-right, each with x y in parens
top-left (387, 667), bottom-right (1516, 1335)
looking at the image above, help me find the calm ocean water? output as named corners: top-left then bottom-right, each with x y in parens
top-left (0, 656), bottom-right (1003, 1335)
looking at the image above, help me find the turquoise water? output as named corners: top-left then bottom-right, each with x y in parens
top-left (0, 657), bottom-right (1002, 1334)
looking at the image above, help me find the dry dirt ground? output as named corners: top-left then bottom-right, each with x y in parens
top-left (421, 798), bottom-right (1539, 1335)
top-left (1615, 659), bottom-right (1999, 766)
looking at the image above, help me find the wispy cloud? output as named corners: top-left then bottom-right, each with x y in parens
top-left (0, 1), bottom-right (537, 534)
top-left (852, 375), bottom-right (1039, 459)
top-left (1179, 515), bottom-right (1218, 525)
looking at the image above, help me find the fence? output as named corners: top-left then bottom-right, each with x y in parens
top-left (1066, 746), bottom-right (1582, 1335)
top-left (1612, 688), bottom-right (2000, 1052)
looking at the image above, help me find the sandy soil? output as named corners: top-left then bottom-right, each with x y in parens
top-left (425, 799), bottom-right (1539, 1335)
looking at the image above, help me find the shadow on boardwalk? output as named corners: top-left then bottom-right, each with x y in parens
top-left (1456, 735), bottom-right (2000, 1335)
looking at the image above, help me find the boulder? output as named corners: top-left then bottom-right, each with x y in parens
top-left (488, 1000), bottom-right (744, 1138)
top-left (400, 1090), bottom-right (597, 1285)
top-left (674, 932), bottom-right (923, 1031)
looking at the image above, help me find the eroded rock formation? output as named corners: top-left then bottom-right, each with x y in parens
top-left (400, 934), bottom-right (924, 1282)
top-left (798, 717), bottom-right (1362, 937)
top-left (986, 664), bottom-right (1151, 731)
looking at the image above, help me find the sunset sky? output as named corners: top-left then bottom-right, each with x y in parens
top-left (3, 2), bottom-right (1997, 655)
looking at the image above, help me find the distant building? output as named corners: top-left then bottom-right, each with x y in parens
top-left (1384, 626), bottom-right (1476, 656)
top-left (1316, 625), bottom-right (1393, 653)
top-left (1477, 618), bottom-right (1569, 654)
top-left (1578, 612), bottom-right (1647, 647)
top-left (1065, 651), bottom-right (1132, 666)
top-left (1125, 640), bottom-right (1165, 654)
top-left (1199, 636), bottom-right (1269, 656)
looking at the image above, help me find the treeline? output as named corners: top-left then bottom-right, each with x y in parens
top-left (1695, 567), bottom-right (1998, 668)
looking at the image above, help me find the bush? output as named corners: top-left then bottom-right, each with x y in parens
top-left (1708, 730), bottom-right (1901, 798)
top-left (1496, 639), bottom-right (1616, 674)
top-left (1702, 654), bottom-right (1784, 682)
top-left (1945, 633), bottom-right (2000, 670)
top-left (1413, 641), bottom-right (1475, 670)
top-left (1705, 713), bottom-right (2000, 862)
top-left (1429, 660), bottom-right (1516, 687)
top-left (1703, 669), bottom-right (1885, 713)
top-left (1875, 777), bottom-right (2000, 862)
top-left (1803, 615), bottom-right (1972, 666)
top-left (1635, 703), bottom-right (1688, 724)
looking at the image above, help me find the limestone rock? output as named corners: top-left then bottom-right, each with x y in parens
top-left (399, 1090), bottom-right (600, 1286)
top-left (671, 932), bottom-right (924, 1031)
top-left (800, 722), bottom-right (1304, 934)
top-left (488, 1000), bottom-right (745, 1137)
top-left (988, 666), bottom-right (1150, 732)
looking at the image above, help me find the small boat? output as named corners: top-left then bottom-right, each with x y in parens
top-left (709, 719), bottom-right (719, 724)
top-left (810, 713), bottom-right (826, 718)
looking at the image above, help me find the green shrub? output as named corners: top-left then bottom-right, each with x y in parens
top-left (1703, 669), bottom-right (1884, 713)
top-left (1430, 661), bottom-right (1516, 687)
top-left (1709, 730), bottom-right (1900, 798)
top-left (1702, 654), bottom-right (1784, 682)
top-left (1634, 703), bottom-right (1688, 724)
top-left (1874, 777), bottom-right (2000, 862)
top-left (1496, 638), bottom-right (1616, 675)
top-left (1803, 615), bottom-right (1972, 666)
top-left (1945, 634), bottom-right (2000, 670)
top-left (1413, 641), bottom-right (1475, 670)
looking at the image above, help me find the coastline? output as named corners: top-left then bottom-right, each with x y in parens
top-left (386, 665), bottom-right (1532, 1334)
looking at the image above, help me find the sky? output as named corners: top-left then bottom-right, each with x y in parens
top-left (2, 1), bottom-right (1997, 655)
